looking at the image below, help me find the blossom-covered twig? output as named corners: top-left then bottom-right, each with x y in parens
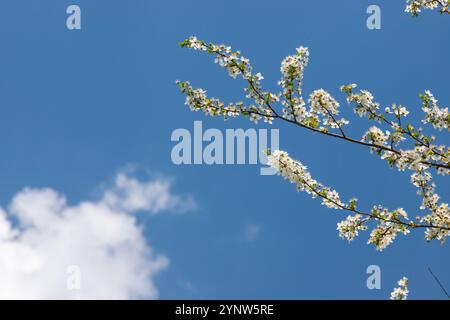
top-left (177, 37), bottom-right (450, 250)
top-left (177, 37), bottom-right (450, 175)
top-left (267, 150), bottom-right (449, 251)
top-left (405, 0), bottom-right (450, 16)
top-left (390, 277), bottom-right (409, 300)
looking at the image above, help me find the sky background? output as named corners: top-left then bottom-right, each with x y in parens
top-left (0, 0), bottom-right (449, 299)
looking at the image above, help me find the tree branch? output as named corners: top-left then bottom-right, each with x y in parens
top-left (428, 267), bottom-right (450, 299)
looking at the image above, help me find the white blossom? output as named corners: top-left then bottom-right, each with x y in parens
top-left (344, 88), bottom-right (380, 118)
top-left (279, 46), bottom-right (309, 96)
top-left (267, 150), bottom-right (345, 209)
top-left (405, 0), bottom-right (449, 16)
top-left (367, 206), bottom-right (410, 251)
top-left (363, 126), bottom-right (390, 147)
top-left (337, 214), bottom-right (367, 242)
top-left (420, 90), bottom-right (449, 131)
top-left (390, 277), bottom-right (409, 300)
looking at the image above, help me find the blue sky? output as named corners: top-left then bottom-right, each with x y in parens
top-left (0, 0), bottom-right (449, 299)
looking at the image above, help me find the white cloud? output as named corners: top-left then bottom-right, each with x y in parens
top-left (102, 173), bottom-right (196, 214)
top-left (0, 172), bottom-right (194, 299)
top-left (244, 224), bottom-right (261, 242)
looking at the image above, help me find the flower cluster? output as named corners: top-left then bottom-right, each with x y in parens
top-left (382, 144), bottom-right (449, 175)
top-left (342, 86), bottom-right (381, 119)
top-left (279, 46), bottom-right (309, 97)
top-left (179, 36), bottom-right (276, 124)
top-left (405, 0), bottom-right (450, 16)
top-left (337, 214), bottom-right (367, 242)
top-left (411, 169), bottom-right (450, 242)
top-left (420, 90), bottom-right (449, 131)
top-left (390, 277), bottom-right (409, 300)
top-left (267, 150), bottom-right (345, 209)
top-left (367, 206), bottom-right (410, 251)
top-left (385, 104), bottom-right (409, 118)
top-left (179, 36), bottom-right (251, 80)
top-left (277, 48), bottom-right (349, 132)
top-left (176, 81), bottom-right (242, 120)
top-left (308, 89), bottom-right (349, 130)
top-left (363, 126), bottom-right (390, 148)
top-left (278, 48), bottom-right (309, 124)
top-left (342, 85), bottom-right (450, 175)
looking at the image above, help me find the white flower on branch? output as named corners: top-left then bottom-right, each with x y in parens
top-left (405, 0), bottom-right (450, 16)
top-left (346, 89), bottom-right (380, 119)
top-left (412, 169), bottom-right (450, 242)
top-left (363, 126), bottom-right (390, 148)
top-left (390, 277), bottom-right (409, 300)
top-left (337, 214), bottom-right (368, 242)
top-left (309, 89), bottom-right (349, 130)
top-left (420, 90), bottom-right (449, 131)
top-left (279, 46), bottom-right (309, 96)
top-left (267, 150), bottom-right (345, 210)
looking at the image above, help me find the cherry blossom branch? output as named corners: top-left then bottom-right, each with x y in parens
top-left (178, 37), bottom-right (449, 174)
top-left (360, 102), bottom-right (448, 162)
top-left (178, 82), bottom-right (449, 172)
top-left (177, 84), bottom-right (449, 174)
top-left (266, 150), bottom-right (450, 251)
top-left (177, 37), bottom-right (450, 250)
top-left (406, 0), bottom-right (450, 16)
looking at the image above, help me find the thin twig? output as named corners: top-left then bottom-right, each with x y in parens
top-left (428, 267), bottom-right (450, 299)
